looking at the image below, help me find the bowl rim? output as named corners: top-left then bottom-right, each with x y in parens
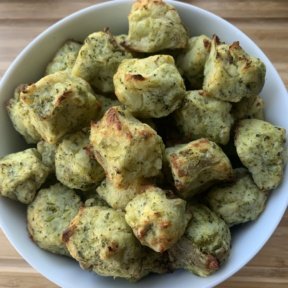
top-left (0, 1), bottom-right (287, 288)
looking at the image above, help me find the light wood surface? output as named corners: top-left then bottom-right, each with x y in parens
top-left (0, 0), bottom-right (287, 287)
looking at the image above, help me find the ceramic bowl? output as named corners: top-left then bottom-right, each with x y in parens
top-left (0, 1), bottom-right (287, 287)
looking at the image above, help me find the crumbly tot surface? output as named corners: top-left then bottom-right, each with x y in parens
top-left (20, 71), bottom-right (101, 144)
top-left (125, 0), bottom-right (188, 53)
top-left (165, 139), bottom-right (233, 198)
top-left (96, 178), bottom-right (148, 210)
top-left (63, 206), bottom-right (167, 280)
top-left (115, 34), bottom-right (127, 46)
top-left (168, 204), bottom-right (231, 277)
top-left (72, 31), bottom-right (132, 93)
top-left (232, 94), bottom-right (264, 120)
top-left (206, 169), bottom-right (268, 226)
top-left (27, 183), bottom-right (82, 256)
top-left (45, 40), bottom-right (82, 75)
top-left (203, 37), bottom-right (266, 102)
top-left (0, 148), bottom-right (50, 204)
top-left (235, 119), bottom-right (286, 190)
top-left (174, 90), bottom-right (234, 145)
top-left (55, 130), bottom-right (104, 191)
top-left (125, 186), bottom-right (191, 252)
top-left (79, 188), bottom-right (107, 203)
top-left (90, 106), bottom-right (164, 186)
top-left (176, 35), bottom-right (211, 89)
top-left (96, 94), bottom-right (120, 120)
top-left (114, 55), bottom-right (185, 118)
top-left (7, 84), bottom-right (41, 144)
top-left (84, 194), bottom-right (108, 208)
top-left (37, 141), bottom-right (56, 172)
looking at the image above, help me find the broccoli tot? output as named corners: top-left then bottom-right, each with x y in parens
top-left (203, 36), bottom-right (266, 102)
top-left (0, 148), bottom-right (50, 204)
top-left (7, 84), bottom-right (41, 144)
top-left (165, 139), bottom-right (233, 198)
top-left (231, 94), bottom-right (264, 120)
top-left (96, 178), bottom-right (148, 210)
top-left (37, 141), bottom-right (56, 172)
top-left (125, 0), bottom-right (188, 53)
top-left (20, 71), bottom-right (101, 144)
top-left (176, 35), bottom-right (211, 89)
top-left (27, 183), bottom-right (82, 256)
top-left (173, 90), bottom-right (234, 145)
top-left (125, 186), bottom-right (191, 252)
top-left (63, 206), bottom-right (168, 281)
top-left (55, 130), bottom-right (104, 191)
top-left (168, 204), bottom-right (231, 277)
top-left (235, 119), bottom-right (286, 190)
top-left (90, 106), bottom-right (164, 187)
top-left (114, 55), bottom-right (185, 118)
top-left (206, 169), bottom-right (268, 226)
top-left (45, 40), bottom-right (82, 75)
top-left (72, 31), bottom-right (132, 93)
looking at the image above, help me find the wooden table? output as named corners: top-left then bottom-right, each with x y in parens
top-left (0, 0), bottom-right (287, 287)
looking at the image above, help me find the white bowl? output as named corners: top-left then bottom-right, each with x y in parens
top-left (0, 1), bottom-right (287, 287)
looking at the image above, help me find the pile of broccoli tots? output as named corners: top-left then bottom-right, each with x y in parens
top-left (0, 0), bottom-right (286, 281)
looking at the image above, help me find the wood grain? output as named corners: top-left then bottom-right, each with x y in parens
top-left (0, 1), bottom-right (287, 287)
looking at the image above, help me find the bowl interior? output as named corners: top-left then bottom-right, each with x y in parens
top-left (0, 1), bottom-right (287, 287)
